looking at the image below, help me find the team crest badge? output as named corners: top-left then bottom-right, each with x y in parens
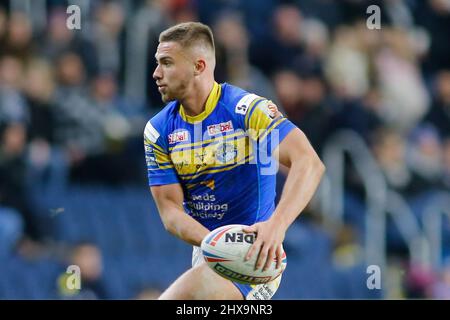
top-left (215, 143), bottom-right (237, 163)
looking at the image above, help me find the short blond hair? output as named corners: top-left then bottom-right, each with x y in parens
top-left (159, 22), bottom-right (215, 52)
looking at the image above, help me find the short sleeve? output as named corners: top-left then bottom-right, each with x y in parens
top-left (144, 121), bottom-right (179, 186)
top-left (244, 98), bottom-right (297, 154)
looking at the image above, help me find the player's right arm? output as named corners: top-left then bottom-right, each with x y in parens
top-left (144, 120), bottom-right (209, 246)
top-left (150, 183), bottom-right (210, 246)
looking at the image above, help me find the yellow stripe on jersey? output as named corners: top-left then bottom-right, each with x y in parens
top-left (247, 101), bottom-right (273, 140)
top-left (186, 179), bottom-right (215, 190)
top-left (179, 81), bottom-right (222, 123)
top-left (146, 140), bottom-right (166, 154)
top-left (150, 145), bottom-right (171, 164)
top-left (171, 135), bottom-right (253, 177)
top-left (244, 98), bottom-right (265, 129)
top-left (152, 147), bottom-right (169, 159)
top-left (169, 130), bottom-right (245, 152)
top-left (179, 155), bottom-right (255, 181)
top-left (158, 164), bottom-right (175, 169)
top-left (258, 117), bottom-right (287, 141)
top-left (246, 99), bottom-right (287, 141)
top-left (145, 139), bottom-right (174, 168)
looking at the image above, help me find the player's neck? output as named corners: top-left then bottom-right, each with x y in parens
top-left (180, 80), bottom-right (215, 117)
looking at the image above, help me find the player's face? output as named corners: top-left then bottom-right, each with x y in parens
top-left (153, 41), bottom-right (194, 103)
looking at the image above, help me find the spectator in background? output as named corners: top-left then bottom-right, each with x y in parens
top-left (0, 55), bottom-right (29, 123)
top-left (0, 122), bottom-right (41, 240)
top-left (53, 52), bottom-right (105, 184)
top-left (91, 72), bottom-right (130, 142)
top-left (329, 88), bottom-right (383, 144)
top-left (57, 243), bottom-right (105, 299)
top-left (332, 224), bottom-right (364, 268)
top-left (93, 1), bottom-right (125, 79)
top-left (325, 24), bottom-right (372, 100)
top-left (296, 72), bottom-right (330, 149)
top-left (371, 128), bottom-right (409, 194)
top-left (273, 69), bottom-right (331, 152)
top-left (273, 69), bottom-right (302, 121)
top-left (407, 125), bottom-right (443, 192)
top-left (295, 17), bottom-right (329, 76)
top-left (23, 58), bottom-right (69, 194)
top-left (39, 8), bottom-right (98, 77)
top-left (250, 4), bottom-right (306, 77)
top-left (0, 11), bottom-right (34, 62)
top-left (371, 127), bottom-right (431, 198)
top-left (213, 12), bottom-right (276, 99)
top-left (88, 71), bottom-right (139, 184)
top-left (23, 59), bottom-right (55, 144)
top-left (375, 27), bottom-right (430, 132)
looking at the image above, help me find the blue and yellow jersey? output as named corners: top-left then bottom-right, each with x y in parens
top-left (144, 82), bottom-right (297, 230)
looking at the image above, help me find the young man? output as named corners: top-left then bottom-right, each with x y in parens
top-left (144, 22), bottom-right (325, 300)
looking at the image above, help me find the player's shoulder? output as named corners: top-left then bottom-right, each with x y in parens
top-left (143, 101), bottom-right (178, 144)
top-left (220, 83), bottom-right (267, 117)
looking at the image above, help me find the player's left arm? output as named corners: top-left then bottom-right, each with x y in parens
top-left (244, 127), bottom-right (325, 271)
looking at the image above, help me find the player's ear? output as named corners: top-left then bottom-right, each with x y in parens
top-left (193, 59), bottom-right (206, 76)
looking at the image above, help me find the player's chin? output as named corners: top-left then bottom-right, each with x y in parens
top-left (161, 93), bottom-right (174, 103)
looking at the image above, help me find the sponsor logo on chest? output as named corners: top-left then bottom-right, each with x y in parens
top-left (168, 130), bottom-right (190, 144)
top-left (207, 121), bottom-right (234, 136)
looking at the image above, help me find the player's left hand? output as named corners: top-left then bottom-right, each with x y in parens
top-left (243, 219), bottom-right (286, 271)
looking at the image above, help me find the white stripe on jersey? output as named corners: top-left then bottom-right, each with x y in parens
top-left (235, 93), bottom-right (260, 115)
top-left (144, 121), bottom-right (160, 143)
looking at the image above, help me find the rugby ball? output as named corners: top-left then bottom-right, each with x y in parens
top-left (200, 224), bottom-right (287, 285)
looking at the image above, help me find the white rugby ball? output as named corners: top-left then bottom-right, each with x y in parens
top-left (200, 224), bottom-right (287, 285)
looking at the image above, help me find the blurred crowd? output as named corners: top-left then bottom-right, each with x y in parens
top-left (0, 0), bottom-right (450, 299)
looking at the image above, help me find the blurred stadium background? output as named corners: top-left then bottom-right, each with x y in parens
top-left (0, 0), bottom-right (449, 299)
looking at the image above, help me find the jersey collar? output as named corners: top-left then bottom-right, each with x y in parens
top-left (179, 81), bottom-right (221, 123)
